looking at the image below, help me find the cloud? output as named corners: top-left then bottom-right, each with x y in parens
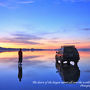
top-left (0, 1), bottom-right (9, 7)
top-left (0, 0), bottom-right (89, 8)
top-left (62, 0), bottom-right (90, 2)
top-left (54, 0), bottom-right (90, 4)
top-left (64, 42), bottom-right (80, 44)
top-left (0, 38), bottom-right (40, 44)
top-left (0, 33), bottom-right (42, 45)
top-left (82, 28), bottom-right (90, 31)
top-left (17, 0), bottom-right (34, 4)
top-left (13, 33), bottom-right (42, 40)
top-left (0, 0), bottom-right (34, 8)
top-left (0, 2), bottom-right (6, 7)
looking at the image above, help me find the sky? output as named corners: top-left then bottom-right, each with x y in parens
top-left (0, 0), bottom-right (90, 49)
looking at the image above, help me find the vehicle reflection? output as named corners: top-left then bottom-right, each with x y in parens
top-left (18, 64), bottom-right (22, 82)
top-left (55, 62), bottom-right (80, 83)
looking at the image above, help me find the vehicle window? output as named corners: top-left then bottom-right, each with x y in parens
top-left (64, 47), bottom-right (75, 53)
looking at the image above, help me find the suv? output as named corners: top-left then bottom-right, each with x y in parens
top-left (55, 46), bottom-right (80, 65)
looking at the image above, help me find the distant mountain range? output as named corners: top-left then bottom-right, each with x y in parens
top-left (0, 47), bottom-right (55, 52)
top-left (0, 47), bottom-right (29, 52)
top-left (0, 47), bottom-right (90, 52)
top-left (78, 48), bottom-right (90, 51)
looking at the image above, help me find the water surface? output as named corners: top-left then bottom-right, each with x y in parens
top-left (0, 51), bottom-right (90, 90)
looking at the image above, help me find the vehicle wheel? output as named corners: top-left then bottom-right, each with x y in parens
top-left (67, 61), bottom-right (70, 65)
top-left (56, 59), bottom-right (58, 63)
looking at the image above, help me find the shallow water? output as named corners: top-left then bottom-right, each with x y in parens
top-left (0, 51), bottom-right (90, 90)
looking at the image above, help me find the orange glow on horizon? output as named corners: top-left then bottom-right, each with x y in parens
top-left (0, 40), bottom-right (90, 49)
top-left (0, 51), bottom-right (56, 62)
top-left (0, 51), bottom-right (90, 63)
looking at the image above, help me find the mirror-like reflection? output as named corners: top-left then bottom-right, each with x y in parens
top-left (55, 61), bottom-right (80, 83)
top-left (18, 64), bottom-right (23, 82)
top-left (0, 51), bottom-right (90, 90)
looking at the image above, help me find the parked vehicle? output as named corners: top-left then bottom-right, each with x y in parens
top-left (55, 46), bottom-right (80, 65)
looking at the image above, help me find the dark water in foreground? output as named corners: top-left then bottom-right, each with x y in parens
top-left (0, 51), bottom-right (90, 90)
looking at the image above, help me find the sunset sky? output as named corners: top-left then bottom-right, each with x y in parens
top-left (0, 0), bottom-right (90, 49)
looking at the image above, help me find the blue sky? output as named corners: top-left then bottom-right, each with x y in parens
top-left (0, 0), bottom-right (90, 48)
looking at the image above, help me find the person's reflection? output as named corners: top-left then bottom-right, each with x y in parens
top-left (18, 64), bottom-right (22, 82)
top-left (56, 62), bottom-right (80, 83)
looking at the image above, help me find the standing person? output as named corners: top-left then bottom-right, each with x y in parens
top-left (18, 48), bottom-right (23, 63)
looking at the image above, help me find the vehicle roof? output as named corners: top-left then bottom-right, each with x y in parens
top-left (61, 45), bottom-right (75, 48)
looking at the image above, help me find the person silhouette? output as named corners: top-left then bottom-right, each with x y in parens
top-left (18, 64), bottom-right (22, 82)
top-left (18, 48), bottom-right (23, 63)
